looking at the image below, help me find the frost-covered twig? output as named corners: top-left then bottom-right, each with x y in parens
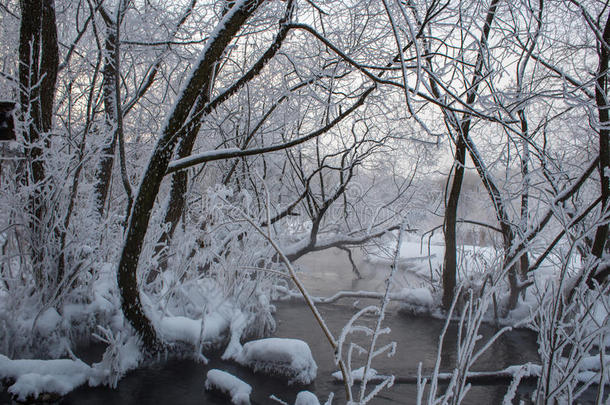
top-left (355, 222), bottom-right (405, 403)
top-left (273, 285), bottom-right (429, 306)
top-left (532, 234), bottom-right (610, 404)
top-left (335, 362), bottom-right (541, 385)
top-left (225, 185), bottom-right (354, 401)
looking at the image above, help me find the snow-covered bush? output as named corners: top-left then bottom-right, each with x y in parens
top-left (531, 257), bottom-right (610, 403)
top-left (91, 326), bottom-right (142, 388)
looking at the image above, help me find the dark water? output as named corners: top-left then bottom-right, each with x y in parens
top-left (270, 301), bottom-right (539, 404)
top-left (0, 301), bottom-right (540, 404)
top-left (1, 249), bottom-right (545, 404)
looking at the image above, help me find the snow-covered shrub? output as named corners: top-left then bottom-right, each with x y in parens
top-left (91, 326), bottom-right (142, 388)
top-left (531, 256), bottom-right (610, 404)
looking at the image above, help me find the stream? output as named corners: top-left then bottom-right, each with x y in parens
top-left (2, 248), bottom-right (554, 404)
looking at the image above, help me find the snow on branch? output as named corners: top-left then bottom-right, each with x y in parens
top-left (166, 87), bottom-right (375, 174)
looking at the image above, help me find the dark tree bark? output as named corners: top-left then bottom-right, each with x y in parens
top-left (518, 111), bottom-right (531, 283)
top-left (407, 0), bottom-right (501, 310)
top-left (19, 0), bottom-right (44, 184)
top-left (442, 136), bottom-right (466, 310)
top-left (19, 0), bottom-right (59, 284)
top-left (459, 133), bottom-right (522, 309)
top-left (93, 3), bottom-right (132, 218)
top-left (515, 0), bottom-right (542, 285)
top-left (117, 0), bottom-right (263, 350)
top-left (588, 11), bottom-right (610, 286)
top-left (153, 92), bottom-right (209, 280)
top-left (151, 1), bottom-right (295, 283)
top-left (439, 0), bottom-right (500, 310)
top-left (40, 1), bottom-right (58, 135)
top-left (93, 16), bottom-right (119, 216)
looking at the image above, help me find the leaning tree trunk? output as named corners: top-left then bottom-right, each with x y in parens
top-left (117, 0), bottom-right (263, 350)
top-left (588, 11), bottom-right (610, 286)
top-left (151, 92), bottom-right (209, 284)
top-left (151, 1), bottom-right (294, 283)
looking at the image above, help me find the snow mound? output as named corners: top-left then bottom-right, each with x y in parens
top-left (576, 355), bottom-right (610, 384)
top-left (0, 354), bottom-right (99, 401)
top-left (35, 308), bottom-right (62, 335)
top-left (236, 338), bottom-right (317, 384)
top-left (331, 366), bottom-right (378, 382)
top-left (295, 390), bottom-right (320, 405)
top-left (205, 369), bottom-right (251, 405)
top-left (158, 316), bottom-right (203, 344)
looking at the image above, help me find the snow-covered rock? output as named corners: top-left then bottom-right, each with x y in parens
top-left (295, 390), bottom-right (320, 405)
top-left (205, 369), bottom-right (252, 405)
top-left (235, 338), bottom-right (317, 384)
top-left (331, 366), bottom-right (378, 382)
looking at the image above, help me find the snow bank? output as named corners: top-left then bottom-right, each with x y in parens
top-left (579, 354), bottom-right (610, 372)
top-left (295, 390), bottom-right (320, 405)
top-left (205, 369), bottom-right (251, 405)
top-left (158, 316), bottom-right (203, 344)
top-left (0, 329), bottom-right (145, 401)
top-left (235, 338), bottom-right (317, 384)
top-left (0, 354), bottom-right (100, 401)
top-left (367, 240), bottom-right (444, 266)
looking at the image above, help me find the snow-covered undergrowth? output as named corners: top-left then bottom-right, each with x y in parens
top-left (0, 264), bottom-right (277, 398)
top-left (0, 263), bottom-right (122, 359)
top-left (0, 217), bottom-right (279, 400)
top-left (365, 235), bottom-right (588, 323)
